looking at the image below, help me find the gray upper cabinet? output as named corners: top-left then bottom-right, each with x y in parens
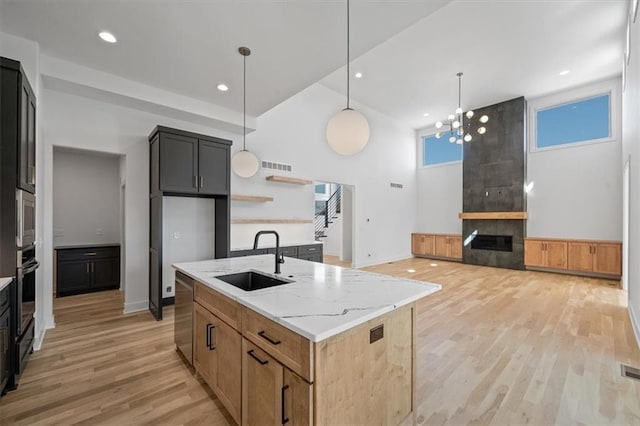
top-left (152, 126), bottom-right (231, 196)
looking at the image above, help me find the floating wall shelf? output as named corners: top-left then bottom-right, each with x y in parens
top-left (231, 218), bottom-right (314, 224)
top-left (231, 194), bottom-right (274, 202)
top-left (266, 175), bottom-right (313, 185)
top-left (458, 212), bottom-right (528, 220)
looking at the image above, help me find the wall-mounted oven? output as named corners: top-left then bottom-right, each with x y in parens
top-left (15, 246), bottom-right (37, 377)
top-left (16, 190), bottom-right (35, 249)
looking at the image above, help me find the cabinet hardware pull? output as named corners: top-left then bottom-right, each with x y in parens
top-left (208, 324), bottom-right (216, 350)
top-left (85, 252), bottom-right (97, 256)
top-left (258, 330), bottom-right (281, 345)
top-left (200, 176), bottom-right (204, 188)
top-left (281, 385), bottom-right (290, 424)
top-left (247, 349), bottom-right (268, 365)
top-left (205, 323), bottom-right (214, 350)
top-left (193, 176), bottom-right (198, 188)
top-left (86, 263), bottom-right (89, 274)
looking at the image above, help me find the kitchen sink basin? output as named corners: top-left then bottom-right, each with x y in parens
top-left (215, 271), bottom-right (294, 291)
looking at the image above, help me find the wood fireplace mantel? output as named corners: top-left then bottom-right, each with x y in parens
top-left (458, 212), bottom-right (528, 220)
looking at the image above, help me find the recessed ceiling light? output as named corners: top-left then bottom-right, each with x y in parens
top-left (98, 31), bottom-right (117, 43)
top-left (355, 72), bottom-right (363, 78)
top-left (217, 84), bottom-right (229, 92)
top-left (423, 113), bottom-right (429, 117)
top-left (559, 70), bottom-right (570, 76)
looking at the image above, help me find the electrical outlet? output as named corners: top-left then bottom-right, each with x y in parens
top-left (96, 228), bottom-right (104, 236)
top-left (166, 286), bottom-right (172, 293)
top-left (173, 232), bottom-right (180, 239)
top-left (54, 228), bottom-right (64, 237)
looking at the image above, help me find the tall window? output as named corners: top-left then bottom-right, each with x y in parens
top-left (422, 134), bottom-right (462, 166)
top-left (536, 93), bottom-right (611, 149)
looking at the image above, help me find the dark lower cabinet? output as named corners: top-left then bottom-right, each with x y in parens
top-left (56, 245), bottom-right (120, 297)
top-left (231, 243), bottom-right (323, 263)
top-left (0, 283), bottom-right (10, 395)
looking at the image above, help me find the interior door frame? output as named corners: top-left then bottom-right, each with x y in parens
top-left (623, 157), bottom-right (630, 295)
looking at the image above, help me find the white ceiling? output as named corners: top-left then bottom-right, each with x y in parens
top-left (321, 0), bottom-right (628, 129)
top-left (0, 1), bottom-right (628, 128)
top-left (0, 0), bottom-right (451, 116)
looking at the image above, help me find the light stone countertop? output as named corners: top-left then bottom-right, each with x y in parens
top-left (173, 255), bottom-right (441, 342)
top-left (0, 277), bottom-right (13, 292)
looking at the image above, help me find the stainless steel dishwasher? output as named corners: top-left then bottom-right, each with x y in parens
top-left (174, 271), bottom-right (193, 364)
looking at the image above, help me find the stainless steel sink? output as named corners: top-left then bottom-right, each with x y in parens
top-left (215, 271), bottom-right (293, 291)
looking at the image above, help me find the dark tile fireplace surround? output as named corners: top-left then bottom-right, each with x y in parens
top-left (462, 97), bottom-right (527, 270)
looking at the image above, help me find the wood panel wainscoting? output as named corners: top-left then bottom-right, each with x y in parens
top-left (412, 233), bottom-right (462, 261)
top-left (0, 259), bottom-right (639, 424)
top-left (525, 237), bottom-right (622, 280)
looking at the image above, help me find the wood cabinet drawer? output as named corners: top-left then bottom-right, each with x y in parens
top-left (297, 244), bottom-right (322, 256)
top-left (194, 281), bottom-right (241, 331)
top-left (242, 306), bottom-right (313, 382)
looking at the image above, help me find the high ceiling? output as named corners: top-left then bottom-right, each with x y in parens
top-left (321, 0), bottom-right (628, 129)
top-left (0, 1), bottom-right (628, 128)
top-left (0, 0), bottom-right (451, 116)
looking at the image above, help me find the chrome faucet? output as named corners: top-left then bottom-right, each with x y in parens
top-left (253, 230), bottom-right (285, 274)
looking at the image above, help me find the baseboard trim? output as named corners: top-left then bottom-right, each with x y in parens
top-left (630, 304), bottom-right (640, 351)
top-left (162, 296), bottom-right (175, 306)
top-left (123, 300), bottom-right (148, 314)
top-left (33, 328), bottom-right (47, 351)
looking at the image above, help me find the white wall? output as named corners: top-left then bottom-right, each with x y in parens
top-left (233, 83), bottom-right (417, 267)
top-left (527, 78), bottom-right (622, 241)
top-left (162, 197), bottom-right (215, 298)
top-left (42, 89), bottom-right (241, 317)
top-left (415, 149), bottom-right (462, 234)
top-left (622, 9), bottom-right (640, 348)
top-left (52, 149), bottom-right (121, 246)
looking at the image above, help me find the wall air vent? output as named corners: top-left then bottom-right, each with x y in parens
top-left (621, 364), bottom-right (640, 381)
top-left (390, 182), bottom-right (403, 189)
top-left (261, 160), bottom-right (292, 173)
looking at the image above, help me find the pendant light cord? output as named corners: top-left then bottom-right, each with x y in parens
top-left (346, 0), bottom-right (350, 110)
top-left (243, 52), bottom-right (247, 151)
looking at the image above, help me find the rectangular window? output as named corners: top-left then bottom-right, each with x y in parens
top-left (314, 184), bottom-right (326, 194)
top-left (422, 134), bottom-right (462, 166)
top-left (536, 93), bottom-right (610, 149)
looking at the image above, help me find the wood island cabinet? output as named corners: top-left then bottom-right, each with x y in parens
top-left (525, 238), bottom-right (621, 279)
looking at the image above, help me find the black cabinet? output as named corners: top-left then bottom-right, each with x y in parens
top-left (18, 80), bottom-right (36, 194)
top-left (230, 243), bottom-right (323, 263)
top-left (0, 282), bottom-right (10, 395)
top-left (148, 126), bottom-right (232, 321)
top-left (56, 245), bottom-right (120, 297)
top-left (152, 126), bottom-right (230, 196)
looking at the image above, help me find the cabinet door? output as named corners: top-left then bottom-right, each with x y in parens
top-left (159, 134), bottom-right (198, 193)
top-left (423, 235), bottom-right (436, 256)
top-left (19, 84), bottom-right (29, 191)
top-left (91, 257), bottom-right (120, 290)
top-left (57, 260), bottom-right (90, 296)
top-left (411, 234), bottom-right (425, 255)
top-left (524, 240), bottom-right (545, 267)
top-left (27, 97), bottom-right (36, 190)
top-left (568, 242), bottom-right (593, 272)
top-left (193, 303), bottom-right (217, 386)
top-left (449, 236), bottom-right (462, 259)
top-left (545, 241), bottom-right (568, 269)
top-left (593, 243), bottom-right (621, 276)
top-left (242, 339), bottom-right (283, 426)
top-left (215, 318), bottom-right (242, 424)
top-left (434, 235), bottom-right (448, 257)
top-left (198, 140), bottom-right (229, 195)
top-left (0, 306), bottom-right (10, 391)
top-left (283, 369), bottom-right (312, 426)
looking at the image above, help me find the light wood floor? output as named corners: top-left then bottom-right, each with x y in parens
top-left (1, 258), bottom-right (639, 425)
top-left (323, 254), bottom-right (352, 268)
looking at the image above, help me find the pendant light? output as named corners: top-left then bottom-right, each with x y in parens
top-left (326, 0), bottom-right (370, 156)
top-left (231, 46), bottom-right (260, 178)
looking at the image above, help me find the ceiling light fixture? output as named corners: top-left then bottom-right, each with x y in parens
top-left (435, 72), bottom-right (488, 144)
top-left (98, 31), bottom-right (117, 43)
top-left (355, 72), bottom-right (363, 78)
top-left (326, 0), bottom-right (370, 156)
top-left (217, 84), bottom-right (229, 92)
top-left (559, 70), bottom-right (570, 76)
top-left (231, 47), bottom-right (260, 178)
top-left (423, 113), bottom-right (430, 117)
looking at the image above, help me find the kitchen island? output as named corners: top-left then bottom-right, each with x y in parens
top-left (174, 255), bottom-right (441, 425)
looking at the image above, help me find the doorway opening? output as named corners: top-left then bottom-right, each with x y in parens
top-left (52, 147), bottom-right (125, 323)
top-left (313, 181), bottom-right (354, 268)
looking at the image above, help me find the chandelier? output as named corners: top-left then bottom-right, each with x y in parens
top-left (435, 72), bottom-right (488, 144)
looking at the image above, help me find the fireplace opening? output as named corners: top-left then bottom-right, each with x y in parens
top-left (471, 234), bottom-right (513, 252)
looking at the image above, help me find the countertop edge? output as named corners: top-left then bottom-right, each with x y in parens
top-left (0, 277), bottom-right (13, 292)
